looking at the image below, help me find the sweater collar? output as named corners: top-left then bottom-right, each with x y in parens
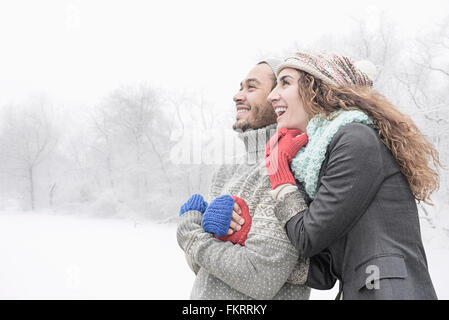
top-left (237, 124), bottom-right (277, 162)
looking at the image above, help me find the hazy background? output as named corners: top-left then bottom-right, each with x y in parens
top-left (0, 0), bottom-right (448, 299)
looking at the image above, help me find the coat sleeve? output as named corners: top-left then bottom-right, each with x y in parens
top-left (284, 123), bottom-right (385, 258)
top-left (177, 194), bottom-right (309, 300)
top-left (306, 251), bottom-right (338, 290)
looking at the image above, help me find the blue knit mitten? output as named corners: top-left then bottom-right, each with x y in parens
top-left (202, 195), bottom-right (235, 237)
top-left (179, 194), bottom-right (208, 216)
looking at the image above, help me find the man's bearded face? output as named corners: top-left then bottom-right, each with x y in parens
top-left (232, 63), bottom-right (277, 132)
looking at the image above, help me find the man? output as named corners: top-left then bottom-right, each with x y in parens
top-left (176, 60), bottom-right (311, 299)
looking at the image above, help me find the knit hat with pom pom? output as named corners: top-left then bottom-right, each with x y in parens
top-left (276, 51), bottom-right (376, 87)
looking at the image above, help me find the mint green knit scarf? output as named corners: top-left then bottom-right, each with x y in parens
top-left (291, 110), bottom-right (375, 199)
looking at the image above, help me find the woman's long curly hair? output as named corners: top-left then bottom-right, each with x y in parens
top-left (297, 70), bottom-right (441, 204)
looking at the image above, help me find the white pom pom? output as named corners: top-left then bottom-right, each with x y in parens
top-left (354, 60), bottom-right (377, 81)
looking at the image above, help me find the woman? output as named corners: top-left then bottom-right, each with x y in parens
top-left (264, 51), bottom-right (441, 299)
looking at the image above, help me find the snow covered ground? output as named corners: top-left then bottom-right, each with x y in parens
top-left (0, 211), bottom-right (447, 299)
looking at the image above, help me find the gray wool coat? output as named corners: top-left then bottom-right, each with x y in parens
top-left (278, 122), bottom-right (437, 300)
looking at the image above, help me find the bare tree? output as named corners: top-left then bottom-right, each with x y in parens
top-left (87, 84), bottom-right (176, 210)
top-left (0, 100), bottom-right (58, 210)
top-left (89, 108), bottom-right (116, 189)
top-left (165, 91), bottom-right (220, 200)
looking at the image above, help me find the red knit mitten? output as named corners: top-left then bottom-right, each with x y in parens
top-left (214, 196), bottom-right (251, 246)
top-left (265, 128), bottom-right (308, 189)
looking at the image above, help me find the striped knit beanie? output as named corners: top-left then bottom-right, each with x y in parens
top-left (276, 51), bottom-right (375, 87)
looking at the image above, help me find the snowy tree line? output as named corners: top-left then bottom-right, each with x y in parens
top-left (0, 15), bottom-right (448, 230)
top-left (0, 86), bottom-right (219, 222)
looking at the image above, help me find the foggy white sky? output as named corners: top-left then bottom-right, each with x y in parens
top-left (1, 0), bottom-right (448, 112)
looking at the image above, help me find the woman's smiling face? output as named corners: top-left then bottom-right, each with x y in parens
top-left (268, 68), bottom-right (309, 132)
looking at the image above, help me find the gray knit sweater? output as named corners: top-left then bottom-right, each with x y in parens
top-left (177, 124), bottom-right (310, 300)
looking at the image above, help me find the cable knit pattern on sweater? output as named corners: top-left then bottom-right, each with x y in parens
top-left (176, 124), bottom-right (310, 300)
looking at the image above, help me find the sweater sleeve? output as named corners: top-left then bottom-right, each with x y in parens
top-left (185, 194), bottom-right (308, 300)
top-left (176, 210), bottom-right (213, 275)
top-left (177, 168), bottom-right (224, 275)
top-left (284, 123), bottom-right (385, 258)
